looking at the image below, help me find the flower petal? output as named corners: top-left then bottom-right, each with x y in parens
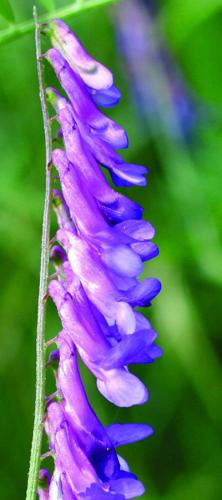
top-left (110, 163), bottom-right (147, 187)
top-left (102, 245), bottom-right (143, 278)
top-left (89, 84), bottom-right (121, 107)
top-left (106, 423), bottom-right (153, 447)
top-left (126, 278), bottom-right (162, 307)
top-left (97, 329), bottom-right (159, 368)
top-left (97, 369), bottom-right (148, 407)
top-left (109, 477), bottom-right (145, 499)
top-left (116, 219), bottom-right (155, 240)
top-left (130, 241), bottom-right (159, 261)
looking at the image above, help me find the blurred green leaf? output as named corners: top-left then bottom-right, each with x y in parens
top-left (0, 0), bottom-right (14, 23)
top-left (37, 0), bottom-right (55, 12)
top-left (163, 0), bottom-right (222, 47)
top-left (0, 0), bottom-right (119, 45)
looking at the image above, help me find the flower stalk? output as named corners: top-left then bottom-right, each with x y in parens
top-left (26, 7), bottom-right (52, 500)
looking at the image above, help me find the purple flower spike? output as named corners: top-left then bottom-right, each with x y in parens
top-left (40, 18), bottom-right (162, 499)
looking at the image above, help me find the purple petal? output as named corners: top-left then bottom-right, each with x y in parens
top-left (117, 455), bottom-right (130, 472)
top-left (116, 219), bottom-right (155, 240)
top-left (89, 84), bottom-right (121, 107)
top-left (110, 163), bottom-right (147, 187)
top-left (110, 477), bottom-right (145, 499)
top-left (60, 473), bottom-right (75, 500)
top-left (146, 344), bottom-right (163, 359)
top-left (97, 369), bottom-right (148, 407)
top-left (102, 245), bottom-right (143, 278)
top-left (97, 329), bottom-right (159, 368)
top-left (115, 301), bottom-right (136, 335)
top-left (98, 196), bottom-right (143, 223)
top-left (108, 273), bottom-right (137, 293)
top-left (106, 423), bottom-right (154, 447)
top-left (134, 311), bottom-right (152, 330)
top-left (130, 241), bottom-right (159, 261)
top-left (80, 483), bottom-right (124, 499)
top-left (126, 278), bottom-right (162, 307)
top-left (48, 469), bottom-right (63, 500)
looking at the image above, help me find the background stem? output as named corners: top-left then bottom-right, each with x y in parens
top-left (26, 7), bottom-right (52, 500)
top-left (0, 0), bottom-right (120, 46)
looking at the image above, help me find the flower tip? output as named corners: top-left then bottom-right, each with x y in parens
top-left (48, 18), bottom-right (69, 37)
top-left (38, 468), bottom-right (51, 489)
top-left (50, 244), bottom-right (66, 265)
top-left (46, 349), bottom-right (60, 369)
top-left (44, 47), bottom-right (61, 66)
top-left (52, 188), bottom-right (63, 207)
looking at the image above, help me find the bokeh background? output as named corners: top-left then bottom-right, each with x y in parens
top-left (0, 0), bottom-right (222, 498)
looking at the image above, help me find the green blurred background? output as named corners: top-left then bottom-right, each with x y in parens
top-left (0, 0), bottom-right (222, 498)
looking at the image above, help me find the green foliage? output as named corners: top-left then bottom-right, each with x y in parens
top-left (0, 0), bottom-right (119, 46)
top-left (163, 0), bottom-right (222, 47)
top-left (0, 0), bottom-right (14, 23)
top-left (38, 0), bottom-right (56, 12)
top-left (0, 1), bottom-right (222, 499)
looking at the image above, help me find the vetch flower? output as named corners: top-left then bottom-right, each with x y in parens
top-left (38, 18), bottom-right (162, 499)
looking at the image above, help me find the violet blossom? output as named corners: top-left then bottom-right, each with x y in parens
top-left (39, 18), bottom-right (162, 499)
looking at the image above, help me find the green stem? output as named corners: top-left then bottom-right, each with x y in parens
top-left (0, 0), bottom-right (120, 45)
top-left (26, 7), bottom-right (52, 500)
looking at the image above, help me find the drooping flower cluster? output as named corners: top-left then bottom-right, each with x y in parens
top-left (38, 19), bottom-right (162, 499)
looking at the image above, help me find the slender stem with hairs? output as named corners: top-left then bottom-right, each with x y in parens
top-left (26, 7), bottom-right (52, 500)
